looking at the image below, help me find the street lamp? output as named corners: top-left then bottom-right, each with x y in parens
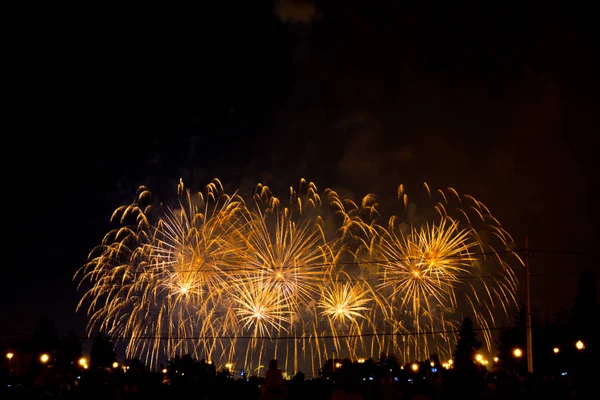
top-left (112, 361), bottom-right (119, 369)
top-left (575, 340), bottom-right (585, 350)
top-left (40, 353), bottom-right (49, 371)
top-left (553, 347), bottom-right (560, 354)
top-left (6, 352), bottom-right (14, 373)
top-left (513, 348), bottom-right (523, 358)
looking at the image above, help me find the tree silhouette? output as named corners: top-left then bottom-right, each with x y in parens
top-left (568, 269), bottom-right (599, 347)
top-left (496, 307), bottom-right (526, 371)
top-left (90, 332), bottom-right (116, 369)
top-left (451, 317), bottom-right (483, 399)
top-left (453, 317), bottom-right (481, 367)
top-left (566, 270), bottom-right (598, 398)
top-left (376, 352), bottom-right (401, 378)
top-left (167, 354), bottom-right (216, 385)
top-left (56, 330), bottom-right (83, 368)
top-left (30, 315), bottom-right (59, 359)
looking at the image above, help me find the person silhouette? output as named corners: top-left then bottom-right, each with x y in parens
top-left (260, 359), bottom-right (287, 400)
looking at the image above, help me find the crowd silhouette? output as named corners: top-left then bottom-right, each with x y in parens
top-left (1, 353), bottom-right (594, 399)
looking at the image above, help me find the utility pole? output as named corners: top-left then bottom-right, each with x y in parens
top-left (525, 236), bottom-right (533, 374)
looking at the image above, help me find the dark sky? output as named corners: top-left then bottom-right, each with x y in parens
top-left (3, 1), bottom-right (598, 346)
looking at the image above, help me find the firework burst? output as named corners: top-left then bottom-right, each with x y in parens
top-left (345, 183), bottom-right (522, 360)
top-left (76, 179), bottom-right (247, 367)
top-left (75, 179), bottom-right (521, 374)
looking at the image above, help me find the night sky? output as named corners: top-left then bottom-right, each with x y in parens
top-left (3, 1), bottom-right (598, 350)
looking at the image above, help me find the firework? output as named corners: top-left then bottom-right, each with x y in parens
top-left (227, 179), bottom-right (343, 375)
top-left (347, 183), bottom-right (522, 360)
top-left (75, 179), bottom-right (521, 374)
top-left (75, 179), bottom-right (248, 367)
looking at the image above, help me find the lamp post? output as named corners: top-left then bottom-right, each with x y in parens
top-left (6, 352), bottom-right (14, 373)
top-left (524, 237), bottom-right (533, 374)
top-left (40, 353), bottom-right (49, 371)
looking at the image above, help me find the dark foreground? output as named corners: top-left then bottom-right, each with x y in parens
top-left (2, 367), bottom-right (594, 400)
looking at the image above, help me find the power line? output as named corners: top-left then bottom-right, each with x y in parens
top-left (526, 249), bottom-right (591, 257)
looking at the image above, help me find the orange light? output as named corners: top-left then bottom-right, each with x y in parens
top-left (513, 348), bottom-right (522, 358)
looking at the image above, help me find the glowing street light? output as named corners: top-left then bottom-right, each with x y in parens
top-left (475, 354), bottom-right (483, 363)
top-left (78, 357), bottom-right (87, 367)
top-left (411, 363), bottom-right (419, 372)
top-left (553, 347), bottom-right (560, 354)
top-left (112, 361), bottom-right (119, 369)
top-left (575, 340), bottom-right (585, 350)
top-left (162, 368), bottom-right (167, 374)
top-left (6, 352), bottom-right (14, 372)
top-left (40, 354), bottom-right (49, 364)
top-left (513, 348), bottom-right (523, 358)
top-left (493, 357), bottom-right (499, 363)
